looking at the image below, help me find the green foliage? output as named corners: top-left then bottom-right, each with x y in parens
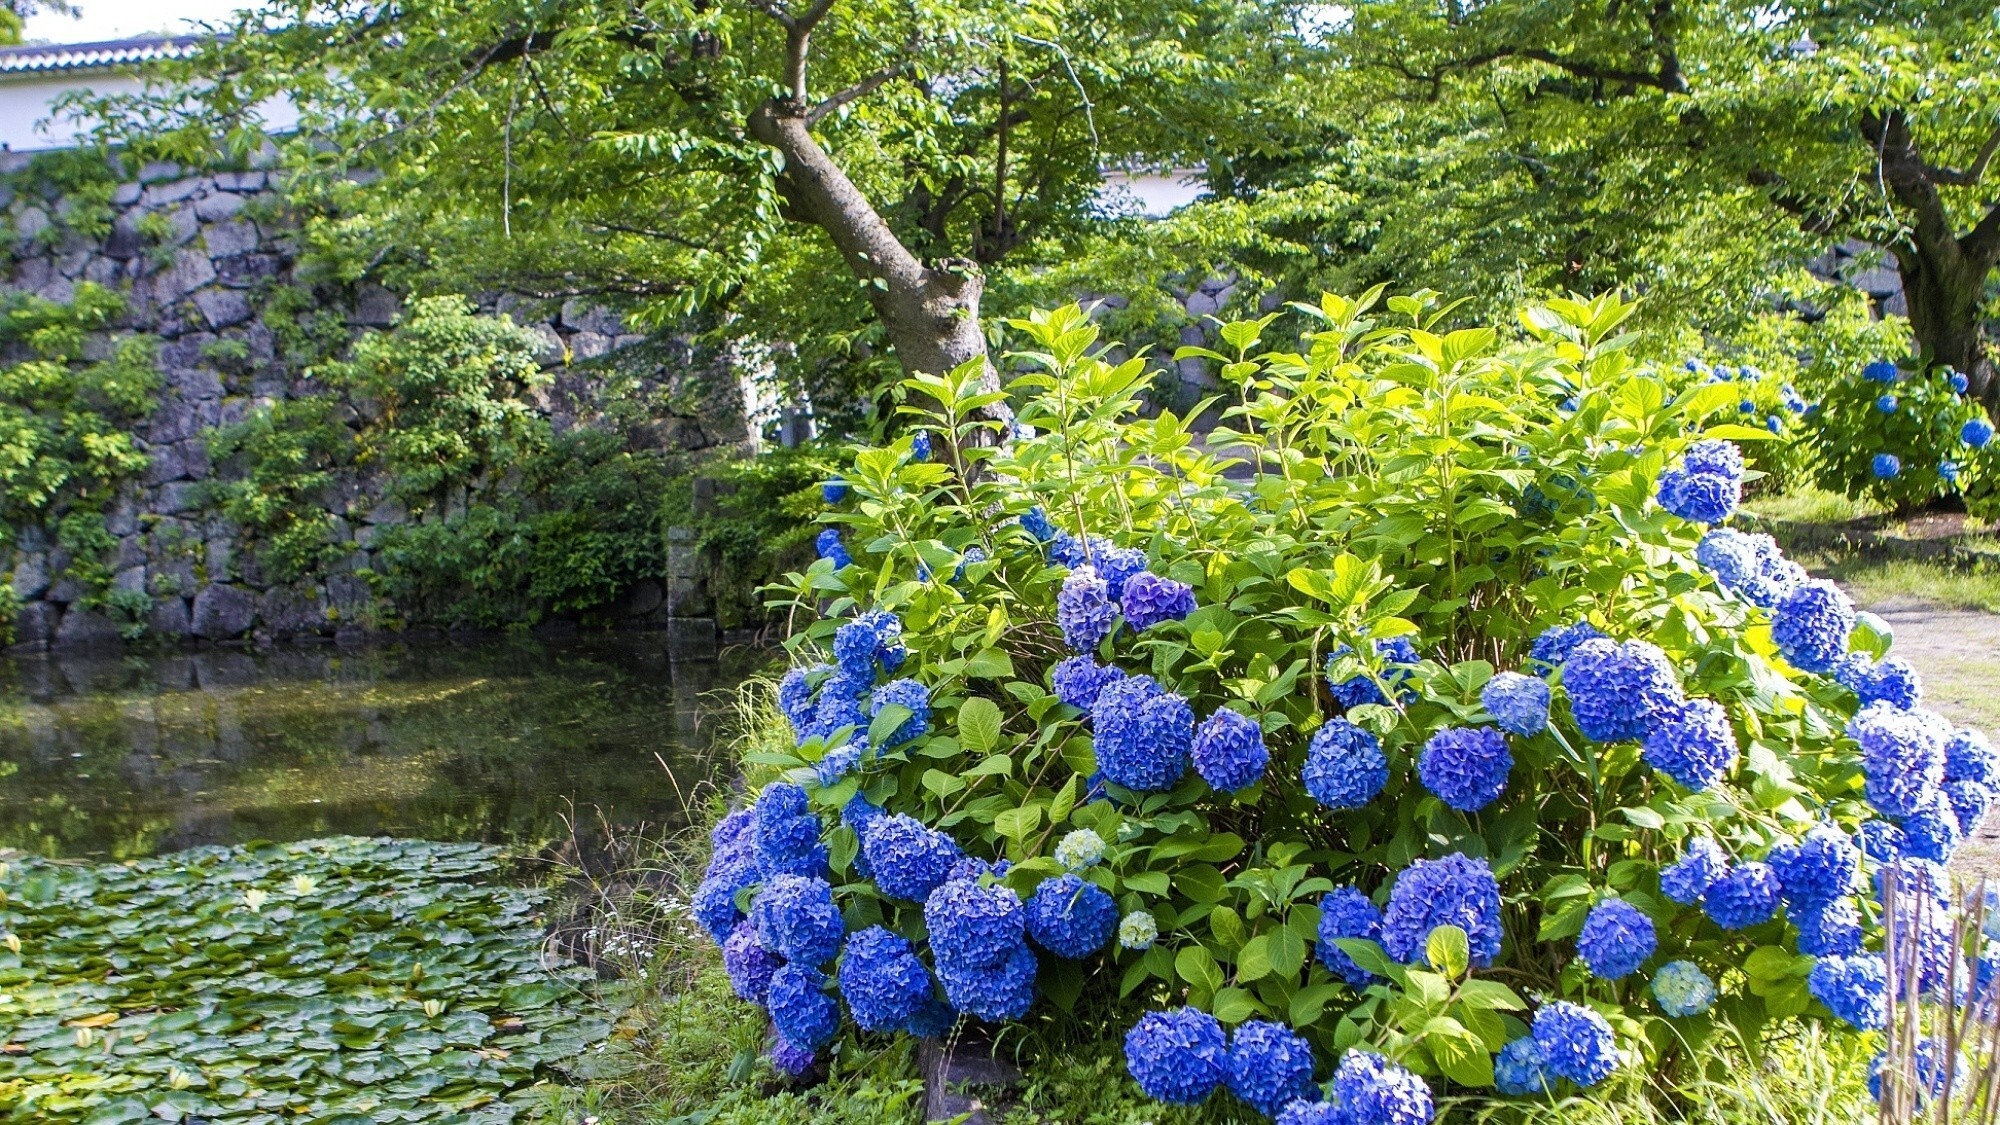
top-left (200, 396), bottom-right (351, 582)
top-left (760, 293), bottom-right (1938, 1108)
top-left (0, 836), bottom-right (607, 1122)
top-left (0, 283), bottom-right (157, 534)
top-left (369, 429), bottom-right (675, 629)
top-left (662, 444), bottom-right (842, 626)
top-left (3, 149), bottom-right (122, 247)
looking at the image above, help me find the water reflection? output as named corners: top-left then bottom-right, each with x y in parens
top-left (0, 637), bottom-right (765, 859)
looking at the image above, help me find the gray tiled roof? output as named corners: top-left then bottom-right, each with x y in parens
top-left (0, 35), bottom-right (205, 75)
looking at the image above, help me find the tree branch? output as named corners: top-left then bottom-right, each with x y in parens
top-left (806, 61), bottom-right (905, 124)
top-left (1928, 122), bottom-right (2000, 188)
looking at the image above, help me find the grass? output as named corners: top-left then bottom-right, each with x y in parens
top-left (1744, 485), bottom-right (2000, 614)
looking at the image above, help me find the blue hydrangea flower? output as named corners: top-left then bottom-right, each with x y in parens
top-left (723, 921), bottom-right (781, 1004)
top-left (1642, 698), bottom-right (1738, 790)
top-left (1852, 702), bottom-right (1946, 818)
top-left (1192, 709), bottom-right (1269, 793)
top-left (1576, 899), bottom-right (1657, 980)
top-left (910, 430), bottom-right (933, 460)
top-left (1225, 1020), bottom-right (1317, 1117)
top-left (1876, 394), bottom-right (1899, 414)
top-left (1869, 1040), bottom-right (1960, 1107)
top-left (1124, 1007), bottom-right (1228, 1105)
top-left (815, 738), bottom-right (866, 786)
top-left (838, 926), bottom-right (933, 1033)
top-left (1769, 824), bottom-right (1860, 910)
top-left (1328, 1050), bottom-right (1434, 1125)
top-left (754, 781), bottom-right (828, 879)
top-left (1025, 873), bottom-right (1118, 958)
top-left (1054, 829), bottom-right (1106, 870)
top-left (953, 545), bottom-right (986, 583)
top-left (1482, 672), bottom-right (1550, 736)
top-left (1418, 725), bottom-right (1512, 811)
top-left (1767, 414), bottom-right (1783, 433)
top-left (905, 997), bottom-right (958, 1039)
top-left (1562, 637), bottom-right (1683, 742)
top-left (1119, 911), bottom-right (1159, 950)
top-left (1325, 638), bottom-right (1420, 708)
top-left (815, 527), bottom-right (851, 568)
top-left (1838, 654), bottom-right (1924, 710)
top-left (1302, 718), bottom-right (1388, 811)
top-left (1021, 506), bottom-right (1056, 542)
top-left (1682, 439), bottom-right (1744, 478)
top-left (1947, 779), bottom-right (1994, 835)
top-left (1873, 453), bottom-right (1902, 479)
top-left (1122, 572), bottom-right (1197, 631)
top-left (1950, 370), bottom-right (1971, 394)
top-left (1052, 655), bottom-right (1123, 711)
top-left (1703, 861), bottom-right (1782, 930)
top-left (1695, 528), bottom-right (1756, 591)
top-left (809, 674), bottom-right (869, 745)
top-left (1947, 728), bottom-right (1997, 785)
top-left (769, 1036), bottom-right (816, 1078)
top-left (778, 667), bottom-right (818, 733)
top-left (1047, 530), bottom-right (1087, 569)
top-left (1900, 788), bottom-right (1963, 862)
top-left (822, 478), bottom-right (848, 504)
top-left (924, 878), bottom-right (1025, 969)
top-left (1651, 960), bottom-right (1717, 1017)
top-left (863, 815), bottom-right (960, 902)
top-left (1724, 532), bottom-right (1806, 607)
top-left (1277, 1102), bottom-right (1342, 1125)
top-left (1941, 460), bottom-right (1961, 485)
top-left (1316, 887), bottom-right (1385, 988)
top-left (767, 962), bottom-right (839, 1050)
top-left (1057, 566), bottom-right (1119, 651)
top-left (1494, 1036), bottom-right (1547, 1096)
top-left (1795, 897), bottom-right (1863, 957)
top-left (1095, 546), bottom-right (1149, 601)
top-left (1863, 360), bottom-right (1899, 383)
top-left (1091, 674), bottom-right (1194, 792)
top-left (752, 873), bottom-right (845, 966)
top-left (1773, 579), bottom-right (1856, 674)
top-left (694, 865), bottom-right (754, 944)
top-left (1661, 837), bottom-right (1728, 905)
top-left (1382, 853), bottom-right (1503, 969)
top-left (1532, 1001), bottom-right (1618, 1088)
top-left (936, 940), bottom-right (1037, 1021)
top-left (1657, 465), bottom-right (1740, 524)
top-left (868, 678), bottom-right (931, 746)
top-left (1964, 418), bottom-right (1994, 448)
top-left (1809, 953), bottom-right (1887, 1030)
top-left (1530, 619), bottom-right (1605, 670)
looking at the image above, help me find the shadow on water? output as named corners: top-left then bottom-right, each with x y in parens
top-left (0, 635), bottom-right (769, 860)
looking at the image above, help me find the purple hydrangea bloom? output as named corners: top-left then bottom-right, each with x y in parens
top-left (863, 815), bottom-right (961, 902)
top-left (1124, 1007), bottom-right (1227, 1105)
top-left (869, 678), bottom-right (931, 746)
top-left (1795, 897), bottom-right (1863, 957)
top-left (1562, 637), bottom-right (1683, 742)
top-left (1301, 718), bottom-right (1388, 810)
top-left (1122, 572), bottom-right (1197, 631)
top-left (1024, 873), bottom-right (1118, 958)
top-left (769, 1036), bottom-right (817, 1078)
top-left (838, 926), bottom-right (933, 1032)
top-left (1530, 619), bottom-right (1605, 670)
top-left (1381, 853), bottom-right (1502, 969)
top-left (1278, 1103), bottom-right (1343, 1125)
top-left (1532, 1001), bottom-right (1618, 1088)
top-left (1191, 709), bottom-right (1269, 793)
top-left (1051, 655), bottom-right (1123, 711)
top-left (1576, 899), bottom-right (1657, 980)
top-left (1809, 953), bottom-right (1887, 1030)
top-left (1837, 654), bottom-right (1924, 710)
top-left (1057, 566), bottom-right (1120, 651)
top-left (1642, 698), bottom-right (1738, 790)
top-left (1328, 1050), bottom-right (1434, 1125)
top-left (754, 781), bottom-right (828, 879)
top-left (1683, 439), bottom-right (1745, 478)
top-left (1481, 672), bottom-right (1550, 736)
top-left (1703, 861), bottom-right (1781, 930)
top-left (723, 921), bottom-right (782, 1004)
top-left (752, 873), bottom-right (845, 967)
top-left (1316, 886), bottom-right (1385, 988)
top-left (1095, 546), bottom-right (1149, 601)
top-left (1418, 725), bottom-right (1513, 811)
top-left (1660, 837), bottom-right (1728, 905)
top-left (1772, 579), bottom-right (1856, 674)
top-left (1768, 824), bottom-right (1859, 910)
top-left (924, 878), bottom-right (1026, 969)
top-left (1091, 674), bottom-right (1194, 792)
top-left (767, 962), bottom-right (839, 1050)
top-left (1225, 1020), bottom-right (1317, 1117)
top-left (778, 666), bottom-right (818, 733)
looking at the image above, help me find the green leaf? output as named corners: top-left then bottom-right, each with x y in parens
top-left (1175, 945), bottom-right (1225, 995)
top-left (1268, 925), bottom-right (1308, 977)
top-left (1236, 934), bottom-right (1274, 982)
top-left (1423, 1018), bottom-right (1495, 1088)
top-left (868, 704), bottom-right (913, 747)
top-left (1209, 987), bottom-right (1260, 1024)
top-left (1425, 925), bottom-right (1470, 979)
top-left (964, 648), bottom-right (1015, 679)
top-left (958, 697), bottom-right (1004, 755)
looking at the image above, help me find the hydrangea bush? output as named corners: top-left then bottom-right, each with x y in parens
top-left (704, 291), bottom-right (1996, 1121)
top-left (1805, 355), bottom-right (1992, 513)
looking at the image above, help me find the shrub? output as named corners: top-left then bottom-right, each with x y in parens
top-left (1804, 355), bottom-right (1986, 514)
top-left (710, 292), bottom-right (1991, 1119)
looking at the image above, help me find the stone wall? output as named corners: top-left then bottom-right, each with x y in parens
top-left (2, 156), bottom-right (750, 651)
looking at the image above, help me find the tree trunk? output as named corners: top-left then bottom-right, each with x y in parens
top-left (748, 98), bottom-right (1003, 399)
top-left (1891, 237), bottom-right (1999, 415)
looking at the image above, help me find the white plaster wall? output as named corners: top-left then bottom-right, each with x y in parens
top-left (0, 71), bottom-right (298, 152)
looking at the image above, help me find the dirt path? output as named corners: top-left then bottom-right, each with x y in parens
top-left (1858, 597), bottom-right (2000, 876)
